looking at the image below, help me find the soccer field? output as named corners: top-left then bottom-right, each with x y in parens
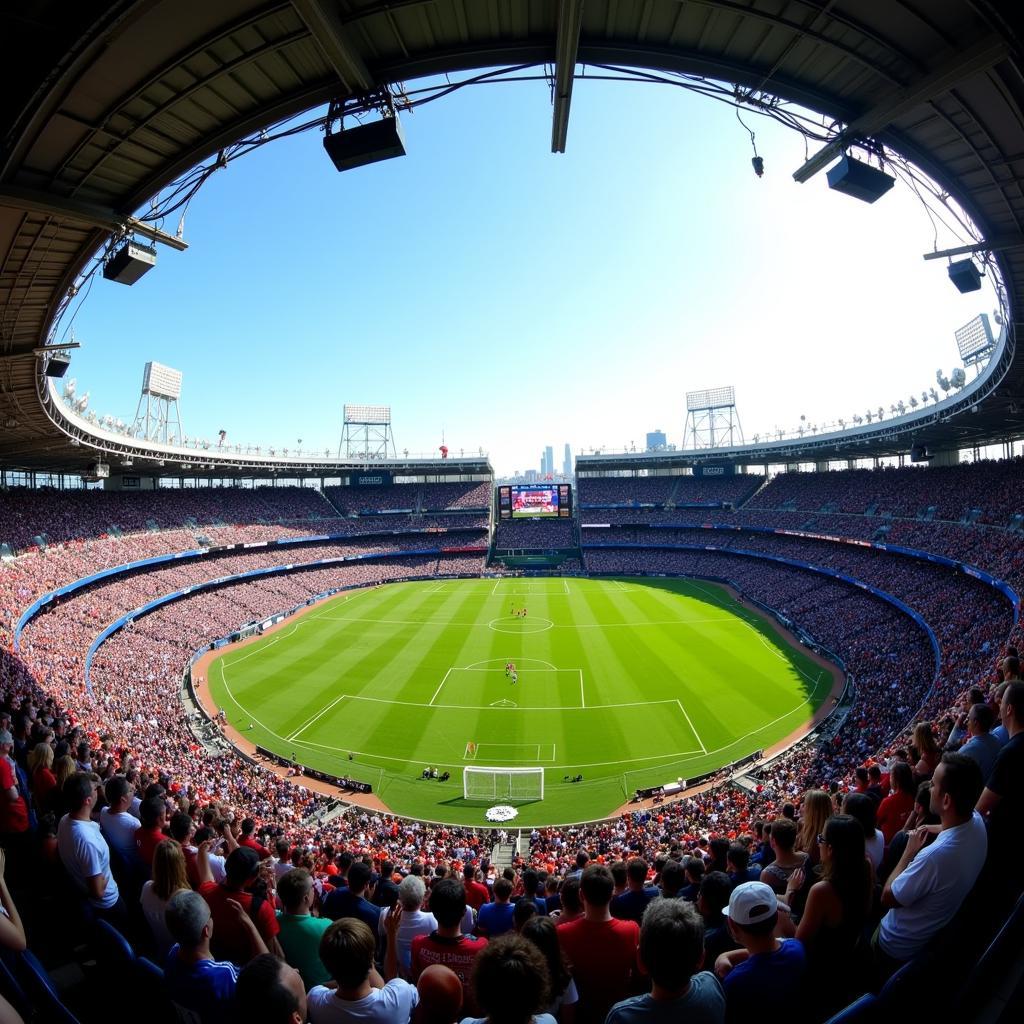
top-left (206, 577), bottom-right (835, 826)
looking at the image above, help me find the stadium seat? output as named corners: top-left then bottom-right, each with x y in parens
top-left (92, 918), bottom-right (136, 968)
top-left (951, 890), bottom-right (1024, 1016)
top-left (823, 993), bottom-right (879, 1023)
top-left (9, 949), bottom-right (82, 1024)
top-left (0, 951), bottom-right (33, 1022)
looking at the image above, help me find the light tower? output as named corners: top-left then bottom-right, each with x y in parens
top-left (131, 362), bottom-right (184, 444)
top-left (338, 405), bottom-right (396, 459)
top-left (683, 386), bottom-right (744, 450)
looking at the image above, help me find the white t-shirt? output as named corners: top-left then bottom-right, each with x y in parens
top-left (865, 829), bottom-right (884, 870)
top-left (379, 907), bottom-right (437, 974)
top-left (99, 807), bottom-right (141, 863)
top-left (308, 978), bottom-right (419, 1024)
top-left (879, 812), bottom-right (988, 960)
top-left (140, 880), bottom-right (178, 957)
top-left (544, 978), bottom-right (579, 1017)
top-left (57, 815), bottom-right (120, 909)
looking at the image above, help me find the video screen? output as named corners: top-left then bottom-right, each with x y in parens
top-left (498, 484), bottom-right (573, 519)
top-left (513, 486), bottom-right (559, 518)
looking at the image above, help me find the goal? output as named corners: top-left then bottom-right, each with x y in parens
top-left (463, 766), bottom-right (545, 802)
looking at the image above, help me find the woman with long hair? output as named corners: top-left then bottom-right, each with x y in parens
top-left (28, 742), bottom-right (57, 812)
top-left (520, 916), bottom-right (578, 1024)
top-left (795, 790), bottom-right (833, 868)
top-left (912, 722), bottom-right (940, 781)
top-left (841, 792), bottom-right (884, 872)
top-left (788, 815), bottom-right (873, 1018)
top-left (141, 839), bottom-right (191, 956)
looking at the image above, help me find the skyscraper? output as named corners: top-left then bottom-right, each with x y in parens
top-left (563, 444), bottom-right (572, 478)
top-left (544, 446), bottom-right (554, 477)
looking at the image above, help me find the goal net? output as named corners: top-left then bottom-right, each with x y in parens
top-left (463, 766), bottom-right (545, 802)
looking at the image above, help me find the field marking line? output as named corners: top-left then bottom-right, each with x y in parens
top-left (579, 670), bottom-right (586, 709)
top-left (287, 692), bottom-right (349, 743)
top-left (675, 699), bottom-right (707, 753)
top-left (336, 694), bottom-right (682, 712)
top-left (429, 669), bottom-right (453, 706)
top-left (293, 734), bottom-right (705, 772)
top-left (218, 660), bottom-right (292, 742)
top-left (563, 578), bottom-right (570, 595)
top-left (491, 579), bottom-right (503, 596)
top-left (306, 585), bottom-right (378, 621)
top-left (552, 617), bottom-right (742, 629)
top-left (463, 657), bottom-right (557, 671)
top-left (220, 624), bottom-right (299, 670)
top-left (463, 742), bottom-right (478, 760)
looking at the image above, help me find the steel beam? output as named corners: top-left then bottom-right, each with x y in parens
top-left (922, 235), bottom-right (1024, 260)
top-left (794, 36), bottom-right (1008, 183)
top-left (0, 185), bottom-right (189, 251)
top-left (291, 0), bottom-right (374, 93)
top-left (551, 0), bottom-right (584, 153)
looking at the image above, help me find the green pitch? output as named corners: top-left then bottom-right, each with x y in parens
top-left (207, 577), bottom-right (834, 826)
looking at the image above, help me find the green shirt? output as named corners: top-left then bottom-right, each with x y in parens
top-left (276, 912), bottom-right (333, 989)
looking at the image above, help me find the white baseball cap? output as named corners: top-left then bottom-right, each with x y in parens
top-left (723, 881), bottom-right (778, 926)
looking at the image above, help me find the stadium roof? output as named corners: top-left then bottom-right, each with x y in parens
top-left (1, 1), bottom-right (1023, 477)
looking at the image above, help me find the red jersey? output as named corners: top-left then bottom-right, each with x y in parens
top-left (464, 879), bottom-right (490, 911)
top-left (199, 880), bottom-right (280, 966)
top-left (135, 826), bottom-right (166, 867)
top-left (0, 757), bottom-right (28, 833)
top-left (238, 835), bottom-right (271, 860)
top-left (411, 932), bottom-right (487, 1012)
top-left (557, 916), bottom-right (640, 1024)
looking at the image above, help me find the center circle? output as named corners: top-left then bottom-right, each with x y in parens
top-left (487, 616), bottom-right (553, 634)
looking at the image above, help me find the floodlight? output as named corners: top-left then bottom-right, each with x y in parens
top-left (947, 259), bottom-right (982, 293)
top-left (826, 155), bottom-right (896, 203)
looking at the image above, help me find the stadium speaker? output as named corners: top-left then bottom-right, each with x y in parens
top-left (102, 240), bottom-right (157, 285)
top-left (44, 353), bottom-right (71, 378)
top-left (825, 155), bottom-right (896, 204)
top-left (323, 116), bottom-right (406, 172)
top-left (910, 444), bottom-right (932, 463)
top-left (947, 259), bottom-right (983, 293)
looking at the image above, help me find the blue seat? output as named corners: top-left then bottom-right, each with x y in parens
top-left (952, 889), bottom-right (1024, 1014)
top-left (136, 955), bottom-right (164, 981)
top-left (11, 949), bottom-right (82, 1024)
top-left (93, 918), bottom-right (136, 967)
top-left (823, 993), bottom-right (879, 1023)
top-left (878, 954), bottom-right (934, 1015)
top-left (0, 950), bottom-right (33, 1022)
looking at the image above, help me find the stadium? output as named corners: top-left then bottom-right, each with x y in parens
top-left (0, 2), bottom-right (1022, 1022)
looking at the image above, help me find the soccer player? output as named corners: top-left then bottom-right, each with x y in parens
top-left (505, 663), bottom-right (510, 678)
top-left (511, 671), bottom-right (518, 686)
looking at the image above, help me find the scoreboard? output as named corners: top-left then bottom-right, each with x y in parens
top-left (498, 484), bottom-right (572, 520)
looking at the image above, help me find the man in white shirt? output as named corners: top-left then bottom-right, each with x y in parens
top-left (99, 775), bottom-right (141, 865)
top-left (309, 909), bottom-right (417, 1024)
top-left (57, 772), bottom-right (124, 922)
top-left (876, 753), bottom-right (987, 969)
top-left (379, 875), bottom-right (436, 977)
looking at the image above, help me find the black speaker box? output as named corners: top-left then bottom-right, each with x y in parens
top-left (323, 117), bottom-right (406, 172)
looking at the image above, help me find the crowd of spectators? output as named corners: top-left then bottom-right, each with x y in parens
top-left (493, 521), bottom-right (575, 549)
top-left (0, 485), bottom-right (337, 552)
top-left (577, 474), bottom-right (764, 508)
top-left (1, 466), bottom-right (1023, 1021)
top-left (748, 459), bottom-right (1024, 523)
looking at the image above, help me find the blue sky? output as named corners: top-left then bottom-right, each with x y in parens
top-left (67, 72), bottom-right (998, 475)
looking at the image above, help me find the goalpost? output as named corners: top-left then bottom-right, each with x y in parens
top-left (463, 766), bottom-right (545, 802)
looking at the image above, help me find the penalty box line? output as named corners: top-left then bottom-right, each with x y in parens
top-left (430, 667), bottom-right (585, 707)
